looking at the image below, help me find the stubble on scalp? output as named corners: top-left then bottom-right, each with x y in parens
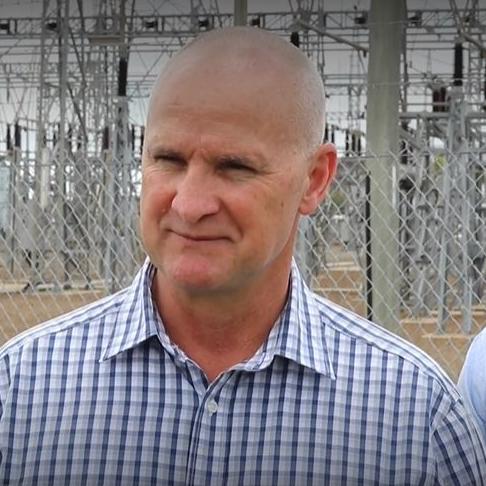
top-left (148, 26), bottom-right (327, 157)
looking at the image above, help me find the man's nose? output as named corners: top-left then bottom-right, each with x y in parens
top-left (170, 166), bottom-right (220, 223)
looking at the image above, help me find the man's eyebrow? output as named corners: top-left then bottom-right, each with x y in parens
top-left (215, 154), bottom-right (255, 165)
top-left (218, 150), bottom-right (270, 168)
top-left (148, 146), bottom-right (185, 160)
top-left (147, 145), bottom-right (267, 168)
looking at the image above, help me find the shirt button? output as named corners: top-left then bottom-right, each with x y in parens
top-left (206, 398), bottom-right (218, 415)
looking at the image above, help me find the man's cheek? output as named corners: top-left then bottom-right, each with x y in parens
top-left (143, 191), bottom-right (171, 217)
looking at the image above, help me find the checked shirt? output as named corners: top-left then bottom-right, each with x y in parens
top-left (1, 259), bottom-right (485, 485)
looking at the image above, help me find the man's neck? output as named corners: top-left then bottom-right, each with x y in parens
top-left (152, 265), bottom-right (291, 382)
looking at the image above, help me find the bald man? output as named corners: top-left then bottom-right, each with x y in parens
top-left (1, 27), bottom-right (485, 485)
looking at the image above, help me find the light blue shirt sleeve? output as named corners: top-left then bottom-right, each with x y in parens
top-left (458, 330), bottom-right (486, 444)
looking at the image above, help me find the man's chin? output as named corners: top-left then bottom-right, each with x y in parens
top-left (163, 258), bottom-right (229, 294)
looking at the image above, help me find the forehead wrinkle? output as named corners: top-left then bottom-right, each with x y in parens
top-left (146, 103), bottom-right (263, 145)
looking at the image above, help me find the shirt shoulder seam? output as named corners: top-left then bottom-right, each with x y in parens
top-left (312, 292), bottom-right (459, 399)
top-left (0, 288), bottom-right (127, 360)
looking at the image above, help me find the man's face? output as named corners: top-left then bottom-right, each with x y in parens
top-left (140, 58), bottom-right (325, 296)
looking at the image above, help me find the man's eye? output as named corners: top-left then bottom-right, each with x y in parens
top-left (156, 156), bottom-right (185, 166)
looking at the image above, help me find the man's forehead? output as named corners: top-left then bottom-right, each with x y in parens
top-left (145, 89), bottom-right (290, 148)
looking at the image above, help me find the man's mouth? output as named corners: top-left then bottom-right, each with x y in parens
top-left (170, 230), bottom-right (227, 242)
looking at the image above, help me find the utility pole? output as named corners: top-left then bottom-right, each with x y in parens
top-left (365, 0), bottom-right (405, 333)
top-left (234, 0), bottom-right (247, 26)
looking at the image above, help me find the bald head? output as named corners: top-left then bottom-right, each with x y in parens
top-left (148, 27), bottom-right (326, 154)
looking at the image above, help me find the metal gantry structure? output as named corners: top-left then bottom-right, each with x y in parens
top-left (0, 0), bottom-right (485, 330)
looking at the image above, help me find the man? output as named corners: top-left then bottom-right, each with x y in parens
top-left (1, 26), bottom-right (485, 485)
top-left (458, 328), bottom-right (486, 444)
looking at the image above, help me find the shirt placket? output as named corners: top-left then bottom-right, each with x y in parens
top-left (184, 368), bottom-right (234, 486)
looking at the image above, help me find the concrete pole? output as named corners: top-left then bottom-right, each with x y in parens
top-left (365, 0), bottom-right (405, 333)
top-left (234, 0), bottom-right (247, 26)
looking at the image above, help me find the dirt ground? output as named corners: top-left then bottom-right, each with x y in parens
top-left (0, 268), bottom-right (484, 381)
top-left (0, 290), bottom-right (105, 346)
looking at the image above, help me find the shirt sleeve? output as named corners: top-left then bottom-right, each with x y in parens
top-left (432, 398), bottom-right (486, 485)
top-left (457, 331), bottom-right (486, 445)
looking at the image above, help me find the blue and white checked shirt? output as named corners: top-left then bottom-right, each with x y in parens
top-left (1, 259), bottom-right (485, 485)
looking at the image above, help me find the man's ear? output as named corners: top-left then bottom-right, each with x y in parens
top-left (299, 142), bottom-right (337, 216)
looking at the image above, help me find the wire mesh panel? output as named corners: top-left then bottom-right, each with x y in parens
top-left (297, 145), bottom-right (486, 379)
top-left (0, 145), bottom-right (485, 380)
top-left (0, 148), bottom-right (145, 344)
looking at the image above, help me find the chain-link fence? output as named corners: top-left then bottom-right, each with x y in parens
top-left (297, 144), bottom-right (486, 379)
top-left (0, 143), bottom-right (485, 380)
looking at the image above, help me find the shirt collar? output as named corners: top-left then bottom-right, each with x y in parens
top-left (100, 258), bottom-right (161, 362)
top-left (101, 259), bottom-right (335, 379)
top-left (240, 260), bottom-right (335, 378)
